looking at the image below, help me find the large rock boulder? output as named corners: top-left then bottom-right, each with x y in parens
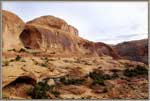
top-left (27, 15), bottom-right (79, 36)
top-left (20, 24), bottom-right (80, 53)
top-left (2, 10), bottom-right (25, 51)
top-left (114, 39), bottom-right (148, 64)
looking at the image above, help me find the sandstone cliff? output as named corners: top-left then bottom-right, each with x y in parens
top-left (2, 10), bottom-right (25, 51)
top-left (20, 16), bottom-right (119, 59)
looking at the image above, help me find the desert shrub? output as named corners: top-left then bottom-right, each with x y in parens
top-left (18, 48), bottom-right (27, 53)
top-left (27, 82), bottom-right (60, 99)
top-left (8, 49), bottom-right (16, 52)
top-left (40, 63), bottom-right (48, 67)
top-left (27, 82), bottom-right (50, 99)
top-left (41, 57), bottom-right (49, 62)
top-left (89, 70), bottom-right (118, 86)
top-left (15, 55), bottom-right (21, 61)
top-left (89, 71), bottom-right (105, 85)
top-left (84, 62), bottom-right (92, 65)
top-left (40, 57), bottom-right (50, 67)
top-left (123, 65), bottom-right (148, 77)
top-left (50, 86), bottom-right (60, 98)
top-left (60, 77), bottom-right (85, 85)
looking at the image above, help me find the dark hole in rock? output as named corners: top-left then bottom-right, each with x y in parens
top-left (6, 76), bottom-right (36, 87)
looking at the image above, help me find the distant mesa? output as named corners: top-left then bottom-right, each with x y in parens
top-left (114, 39), bottom-right (148, 64)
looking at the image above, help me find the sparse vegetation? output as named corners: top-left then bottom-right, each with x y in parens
top-left (30, 52), bottom-right (38, 55)
top-left (27, 82), bottom-right (50, 99)
top-left (8, 48), bottom-right (28, 53)
top-left (49, 85), bottom-right (60, 98)
top-left (15, 55), bottom-right (22, 61)
top-left (123, 65), bottom-right (148, 77)
top-left (40, 57), bottom-right (49, 67)
top-left (42, 57), bottom-right (49, 63)
top-left (60, 76), bottom-right (85, 85)
top-left (32, 59), bottom-right (39, 65)
top-left (41, 63), bottom-right (48, 67)
top-left (10, 59), bottom-right (15, 62)
top-left (84, 62), bottom-right (92, 65)
top-left (89, 70), bottom-right (118, 86)
top-left (27, 82), bottom-right (60, 99)
top-left (18, 48), bottom-right (27, 53)
top-left (63, 59), bottom-right (73, 63)
top-left (8, 49), bottom-right (16, 52)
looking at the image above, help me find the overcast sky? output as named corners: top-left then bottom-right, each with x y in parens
top-left (2, 1), bottom-right (148, 44)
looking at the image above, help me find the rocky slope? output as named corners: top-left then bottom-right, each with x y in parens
top-left (2, 10), bottom-right (148, 99)
top-left (114, 39), bottom-right (148, 64)
top-left (2, 10), bottom-right (25, 51)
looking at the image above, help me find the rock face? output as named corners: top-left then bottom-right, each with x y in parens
top-left (20, 24), bottom-right (80, 53)
top-left (2, 10), bottom-right (25, 51)
top-left (27, 15), bottom-right (79, 36)
top-left (20, 16), bottom-right (119, 59)
top-left (114, 39), bottom-right (148, 64)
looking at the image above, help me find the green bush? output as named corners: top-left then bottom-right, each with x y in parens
top-left (51, 90), bottom-right (60, 97)
top-left (123, 65), bottom-right (148, 77)
top-left (19, 48), bottom-right (27, 53)
top-left (27, 82), bottom-right (60, 99)
top-left (15, 55), bottom-right (21, 61)
top-left (89, 70), bottom-right (118, 86)
top-left (8, 49), bottom-right (16, 52)
top-left (89, 71), bottom-right (106, 86)
top-left (41, 63), bottom-right (48, 67)
top-left (60, 77), bottom-right (85, 85)
top-left (27, 82), bottom-right (50, 99)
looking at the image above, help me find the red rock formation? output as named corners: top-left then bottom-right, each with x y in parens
top-left (114, 39), bottom-right (148, 64)
top-left (19, 15), bottom-right (120, 59)
top-left (20, 24), bottom-right (80, 53)
top-left (2, 10), bottom-right (25, 51)
top-left (27, 15), bottom-right (78, 36)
